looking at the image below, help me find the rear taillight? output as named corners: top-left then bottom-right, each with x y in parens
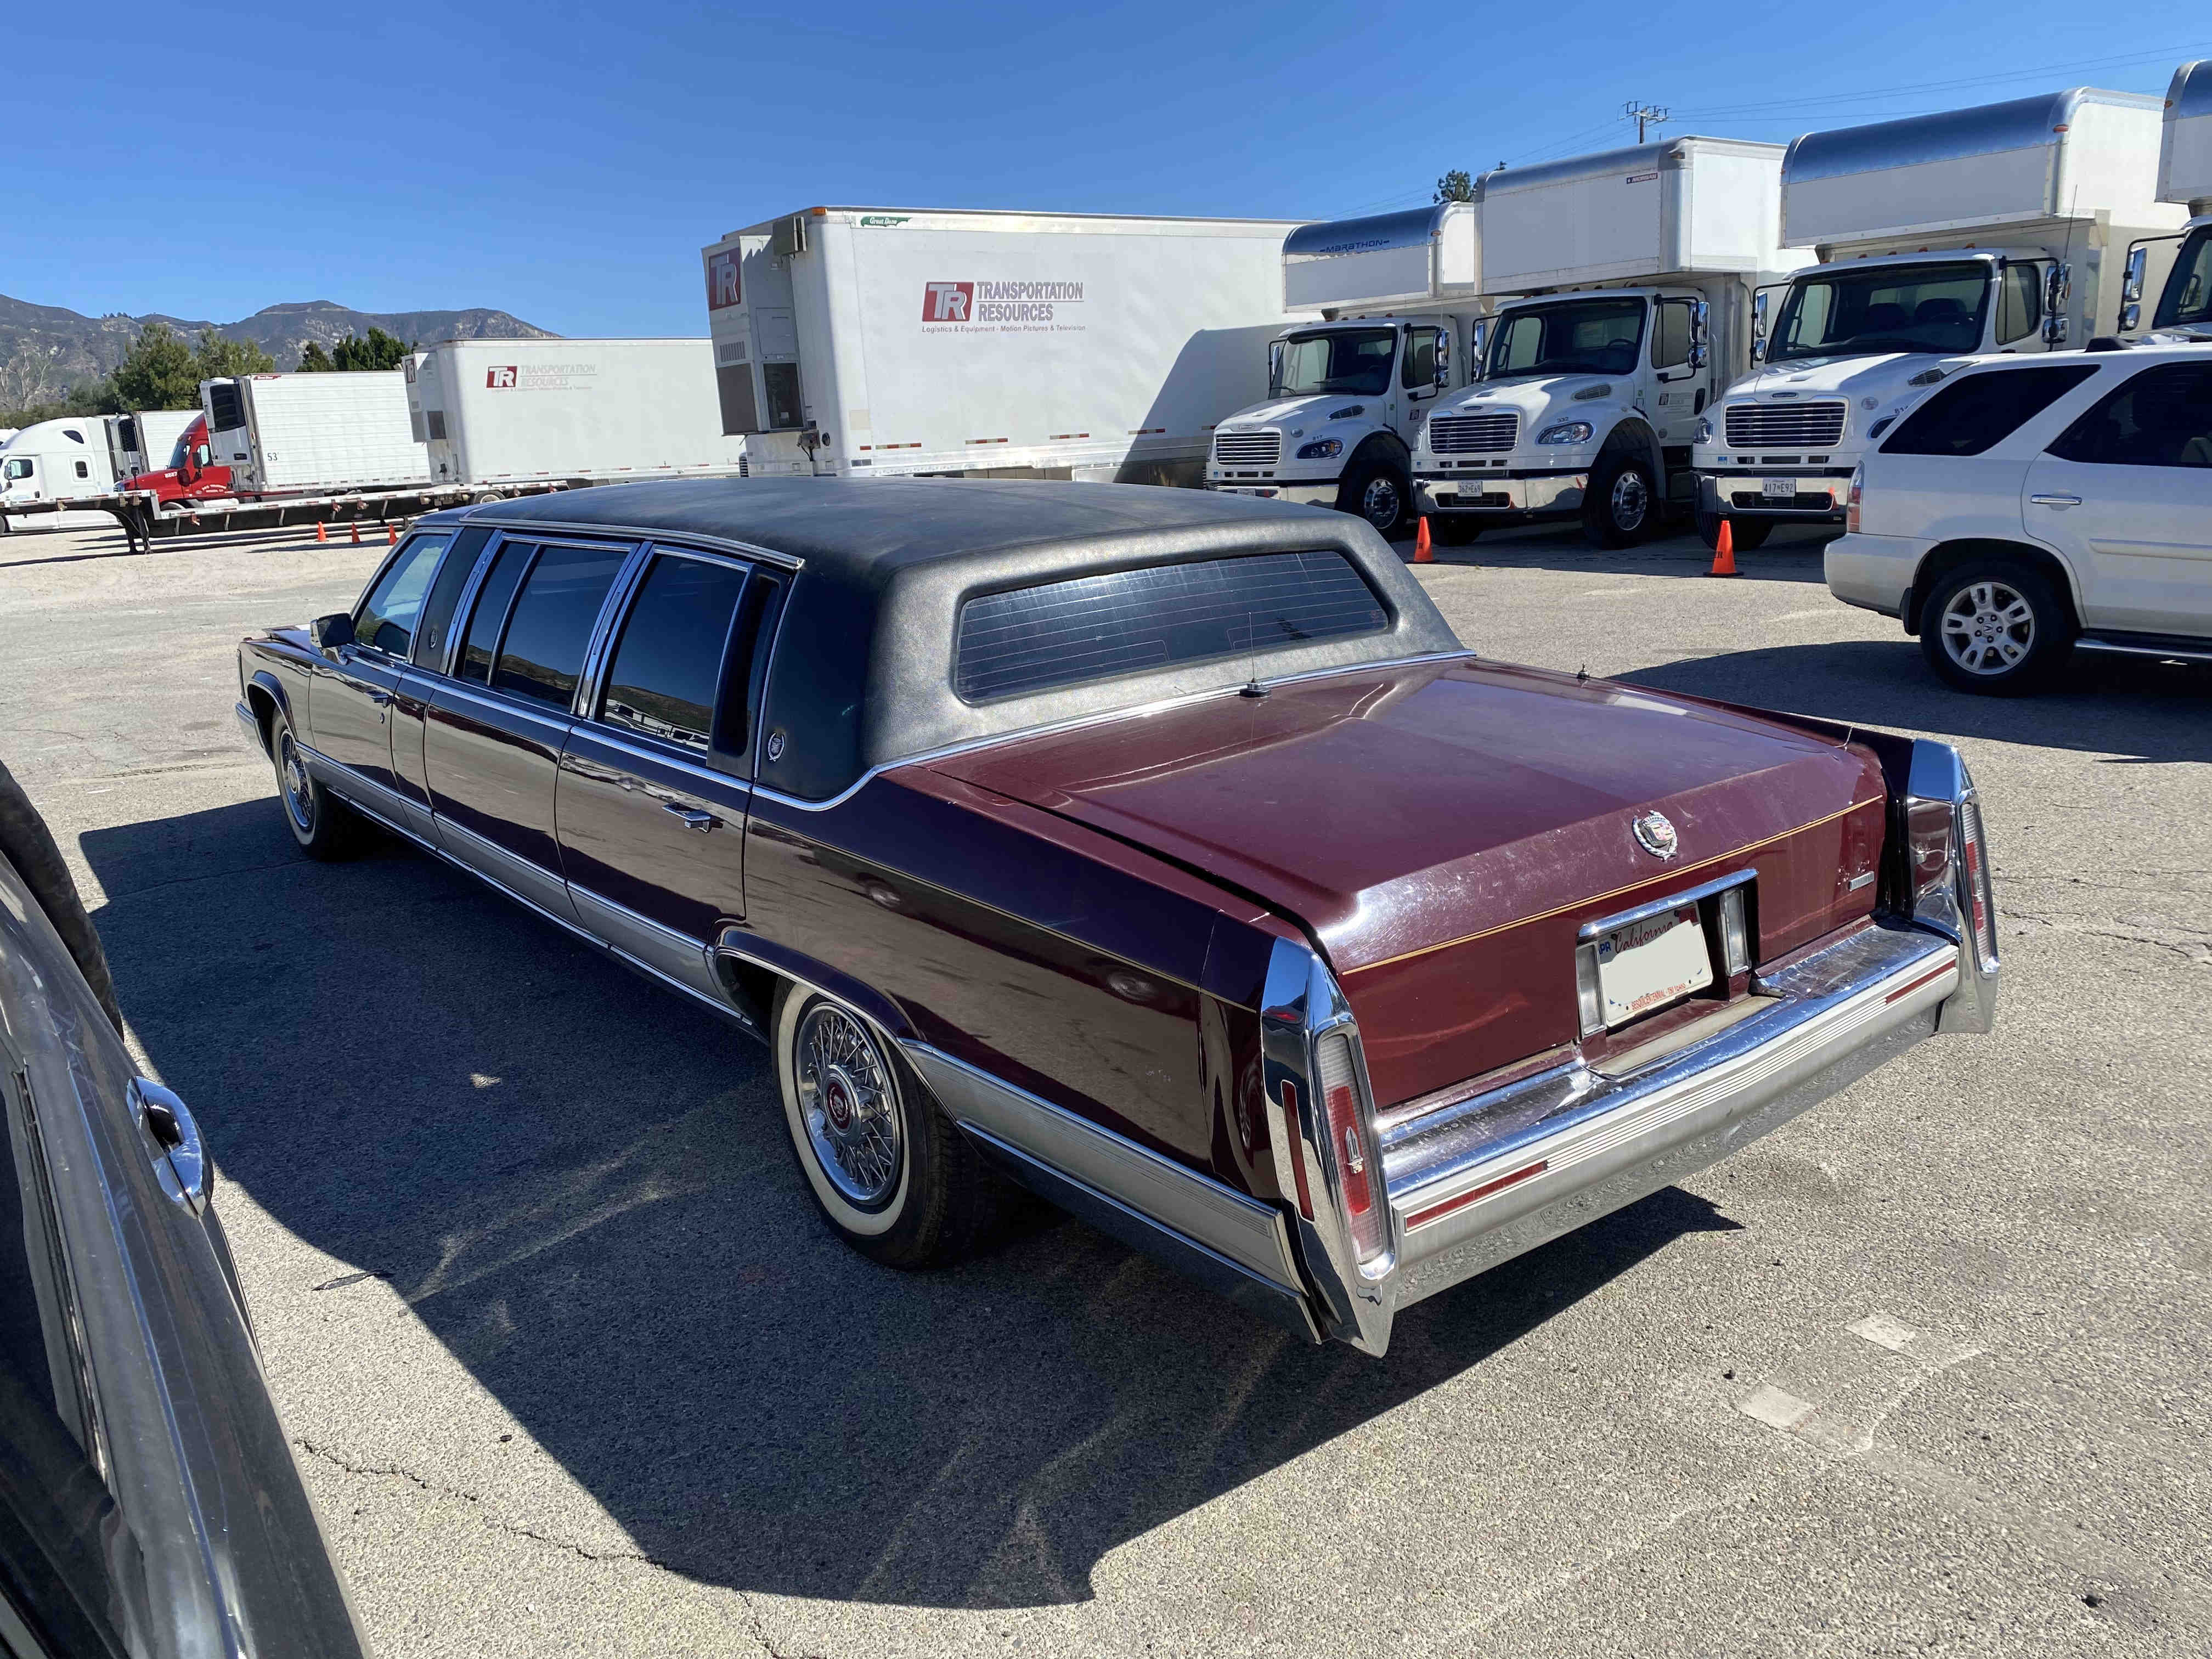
top-left (1316, 1031), bottom-right (1388, 1267)
top-left (1959, 797), bottom-right (1997, 970)
top-left (1845, 465), bottom-right (1863, 533)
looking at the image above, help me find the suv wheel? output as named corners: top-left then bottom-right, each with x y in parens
top-left (1583, 448), bottom-right (1658, 548)
top-left (1918, 561), bottom-right (2074, 695)
top-left (1337, 454), bottom-right (1410, 540)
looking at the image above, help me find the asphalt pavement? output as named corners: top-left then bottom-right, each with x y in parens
top-left (3, 508), bottom-right (2207, 1657)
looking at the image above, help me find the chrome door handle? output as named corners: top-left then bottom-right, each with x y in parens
top-left (663, 805), bottom-right (718, 832)
top-left (131, 1077), bottom-right (208, 1213)
top-left (2029, 494), bottom-right (2082, 508)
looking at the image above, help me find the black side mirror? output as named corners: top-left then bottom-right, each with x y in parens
top-left (310, 613), bottom-right (354, 652)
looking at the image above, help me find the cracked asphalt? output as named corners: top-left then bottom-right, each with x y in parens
top-left (3, 509), bottom-right (2207, 1657)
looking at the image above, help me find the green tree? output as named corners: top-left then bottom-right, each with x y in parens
top-left (193, 329), bottom-right (276, 380)
top-left (297, 341), bottom-right (336, 372)
top-left (329, 327), bottom-right (414, 372)
top-left (111, 323), bottom-right (200, 410)
top-left (1434, 169), bottom-right (1474, 203)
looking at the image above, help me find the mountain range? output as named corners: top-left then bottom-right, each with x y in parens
top-left (1, 295), bottom-right (558, 408)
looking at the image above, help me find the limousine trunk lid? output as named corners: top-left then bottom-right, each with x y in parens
top-left (930, 659), bottom-right (1888, 1107)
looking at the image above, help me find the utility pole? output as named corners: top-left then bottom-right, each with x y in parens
top-left (1623, 100), bottom-right (1671, 144)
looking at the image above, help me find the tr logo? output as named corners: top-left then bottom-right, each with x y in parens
top-left (486, 366), bottom-right (517, 389)
top-left (707, 250), bottom-right (741, 311)
top-left (922, 281), bottom-right (974, 322)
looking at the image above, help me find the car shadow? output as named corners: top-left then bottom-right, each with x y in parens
top-left (1391, 520), bottom-right (1837, 582)
top-left (84, 799), bottom-right (1741, 1611)
top-left (1620, 640), bottom-right (2212, 764)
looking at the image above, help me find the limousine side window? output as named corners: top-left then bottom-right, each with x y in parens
top-left (599, 554), bottom-right (751, 752)
top-left (411, 525), bottom-right (493, 669)
top-left (459, 540), bottom-right (533, 684)
top-left (353, 533), bottom-right (450, 657)
top-left (490, 543), bottom-right (628, 709)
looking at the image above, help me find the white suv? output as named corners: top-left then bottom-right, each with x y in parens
top-left (1825, 343), bottom-right (2212, 693)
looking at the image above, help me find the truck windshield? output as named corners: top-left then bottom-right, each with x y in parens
top-left (1271, 329), bottom-right (1397, 398)
top-left (1768, 262), bottom-right (1990, 361)
top-left (1485, 298), bottom-right (1645, 380)
top-left (2154, 225), bottom-right (2212, 330)
top-left (166, 429), bottom-right (197, 469)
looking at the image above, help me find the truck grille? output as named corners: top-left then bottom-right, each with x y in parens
top-left (1425, 413), bottom-right (1519, 454)
top-left (1725, 400), bottom-right (1847, 449)
top-left (1212, 431), bottom-right (1281, 467)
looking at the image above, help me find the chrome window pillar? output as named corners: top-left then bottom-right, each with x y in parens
top-left (1260, 937), bottom-right (1394, 1355)
top-left (1903, 739), bottom-right (1999, 1034)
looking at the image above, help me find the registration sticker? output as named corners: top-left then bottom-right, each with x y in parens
top-left (1595, 906), bottom-right (1713, 1027)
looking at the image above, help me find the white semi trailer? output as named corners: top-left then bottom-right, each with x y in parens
top-left (2123, 59), bottom-right (2212, 340)
top-left (1692, 88), bottom-right (2186, 548)
top-left (701, 206), bottom-right (1299, 486)
top-left (1410, 138), bottom-right (1805, 546)
top-left (202, 371), bottom-right (431, 497)
top-left (1204, 202), bottom-right (1486, 538)
top-left (405, 338), bottom-right (747, 488)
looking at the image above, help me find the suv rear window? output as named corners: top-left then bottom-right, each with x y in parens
top-left (1881, 364), bottom-right (2099, 458)
top-left (954, 550), bottom-right (1388, 702)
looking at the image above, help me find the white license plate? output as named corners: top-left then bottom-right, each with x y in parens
top-left (1761, 477), bottom-right (1796, 499)
top-left (1595, 906), bottom-right (1713, 1027)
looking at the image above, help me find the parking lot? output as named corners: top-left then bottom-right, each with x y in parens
top-left (3, 509), bottom-right (2207, 1657)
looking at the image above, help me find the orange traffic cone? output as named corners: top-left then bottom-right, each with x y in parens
top-left (387, 523), bottom-right (398, 546)
top-left (315, 522), bottom-right (327, 543)
top-left (1413, 516), bottom-right (1434, 563)
top-left (349, 521), bottom-right (361, 544)
top-left (1707, 518), bottom-right (1737, 578)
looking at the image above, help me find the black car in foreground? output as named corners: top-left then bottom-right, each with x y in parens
top-left (0, 762), bottom-right (368, 1658)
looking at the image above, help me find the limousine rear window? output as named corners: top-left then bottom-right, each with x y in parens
top-left (600, 555), bottom-right (751, 751)
top-left (492, 544), bottom-right (627, 709)
top-left (952, 550), bottom-right (1388, 703)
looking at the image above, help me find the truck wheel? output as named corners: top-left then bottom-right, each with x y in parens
top-left (1917, 561), bottom-right (2074, 695)
top-left (268, 709), bottom-right (360, 860)
top-left (1338, 455), bottom-right (1410, 540)
top-left (1696, 510), bottom-right (1772, 551)
top-left (772, 984), bottom-right (997, 1268)
top-left (1583, 449), bottom-right (1658, 548)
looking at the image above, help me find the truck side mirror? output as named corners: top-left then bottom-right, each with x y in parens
top-left (1267, 340), bottom-right (1284, 396)
top-left (310, 613), bottom-right (355, 652)
top-left (1688, 298), bottom-right (1710, 369)
top-left (1467, 319), bottom-right (1488, 381)
top-left (2121, 302), bottom-right (2142, 332)
top-left (1434, 328), bottom-right (1449, 387)
top-left (2122, 245), bottom-right (2147, 304)
top-left (1751, 290), bottom-right (1769, 362)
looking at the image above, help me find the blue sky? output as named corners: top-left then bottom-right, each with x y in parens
top-left (11, 4), bottom-right (2210, 338)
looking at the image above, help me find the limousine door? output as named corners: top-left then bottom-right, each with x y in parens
top-left (312, 531), bottom-right (452, 808)
top-left (423, 535), bottom-right (631, 922)
top-left (556, 549), bottom-right (766, 1003)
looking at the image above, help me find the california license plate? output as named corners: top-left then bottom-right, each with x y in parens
top-left (1595, 906), bottom-right (1713, 1027)
top-left (1761, 477), bottom-right (1796, 499)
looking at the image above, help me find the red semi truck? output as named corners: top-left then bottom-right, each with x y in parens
top-left (119, 414), bottom-right (235, 505)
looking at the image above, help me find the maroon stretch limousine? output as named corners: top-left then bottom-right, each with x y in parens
top-left (235, 479), bottom-right (1998, 1355)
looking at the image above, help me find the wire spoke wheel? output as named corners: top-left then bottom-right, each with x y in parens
top-left (794, 1003), bottom-right (903, 1208)
top-left (278, 731), bottom-right (315, 832)
top-left (1940, 579), bottom-right (2036, 675)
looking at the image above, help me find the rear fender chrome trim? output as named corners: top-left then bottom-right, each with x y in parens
top-left (1904, 739), bottom-right (1999, 1034)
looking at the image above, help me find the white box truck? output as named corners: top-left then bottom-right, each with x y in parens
top-left (1410, 138), bottom-right (1806, 546)
top-left (404, 338), bottom-right (748, 487)
top-left (701, 206), bottom-right (1299, 486)
top-left (1692, 88), bottom-right (2187, 547)
top-left (202, 370), bottom-right (431, 496)
top-left (1204, 201), bottom-right (1487, 538)
top-left (2121, 59), bottom-right (2212, 340)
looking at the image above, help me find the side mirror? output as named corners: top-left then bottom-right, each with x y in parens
top-left (1434, 329), bottom-right (1449, 388)
top-left (1467, 318), bottom-right (1489, 381)
top-left (2121, 302), bottom-right (2142, 332)
top-left (2122, 245), bottom-right (2147, 304)
top-left (1688, 297), bottom-right (1710, 370)
top-left (310, 612), bottom-right (355, 652)
top-left (1267, 340), bottom-right (1284, 396)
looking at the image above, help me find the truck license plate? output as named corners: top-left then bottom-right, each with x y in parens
top-left (1761, 477), bottom-right (1795, 500)
top-left (1595, 906), bottom-right (1713, 1027)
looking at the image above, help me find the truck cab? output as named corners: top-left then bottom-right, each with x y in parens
top-left (0, 417), bottom-right (115, 509)
top-left (119, 415), bottom-right (235, 506)
top-left (2123, 59), bottom-right (2212, 343)
top-left (1694, 87), bottom-right (2184, 548)
top-left (1207, 314), bottom-right (1465, 537)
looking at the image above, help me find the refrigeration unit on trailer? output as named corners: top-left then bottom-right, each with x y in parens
top-left (1204, 201), bottom-right (1486, 538)
top-left (0, 416), bottom-right (119, 510)
top-left (1409, 138), bottom-right (1804, 548)
top-left (405, 338), bottom-right (749, 487)
top-left (1692, 88), bottom-right (2186, 546)
top-left (109, 409), bottom-right (199, 481)
top-left (702, 206), bottom-right (1300, 487)
top-left (202, 370), bottom-right (431, 497)
top-left (2123, 59), bottom-right (2212, 340)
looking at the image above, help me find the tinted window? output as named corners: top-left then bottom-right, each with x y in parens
top-left (459, 540), bottom-right (531, 683)
top-left (353, 534), bottom-right (449, 657)
top-left (411, 526), bottom-right (492, 669)
top-left (1770, 262), bottom-right (1988, 361)
top-left (1652, 300), bottom-right (1694, 369)
top-left (1881, 365), bottom-right (2100, 458)
top-left (1488, 298), bottom-right (1644, 380)
top-left (955, 551), bottom-right (1388, 702)
top-left (1401, 328), bottom-right (1439, 389)
top-left (599, 555), bottom-right (750, 751)
top-left (1273, 329), bottom-right (1396, 398)
top-left (2047, 363), bottom-right (2212, 468)
top-left (1994, 262), bottom-right (2041, 346)
top-left (2154, 225), bottom-right (2211, 329)
top-left (492, 543), bottom-right (627, 709)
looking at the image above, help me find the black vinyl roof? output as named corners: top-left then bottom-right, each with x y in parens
top-left (431, 478), bottom-right (1464, 802)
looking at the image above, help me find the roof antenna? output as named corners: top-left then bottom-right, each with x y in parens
top-left (1576, 662), bottom-right (1590, 683)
